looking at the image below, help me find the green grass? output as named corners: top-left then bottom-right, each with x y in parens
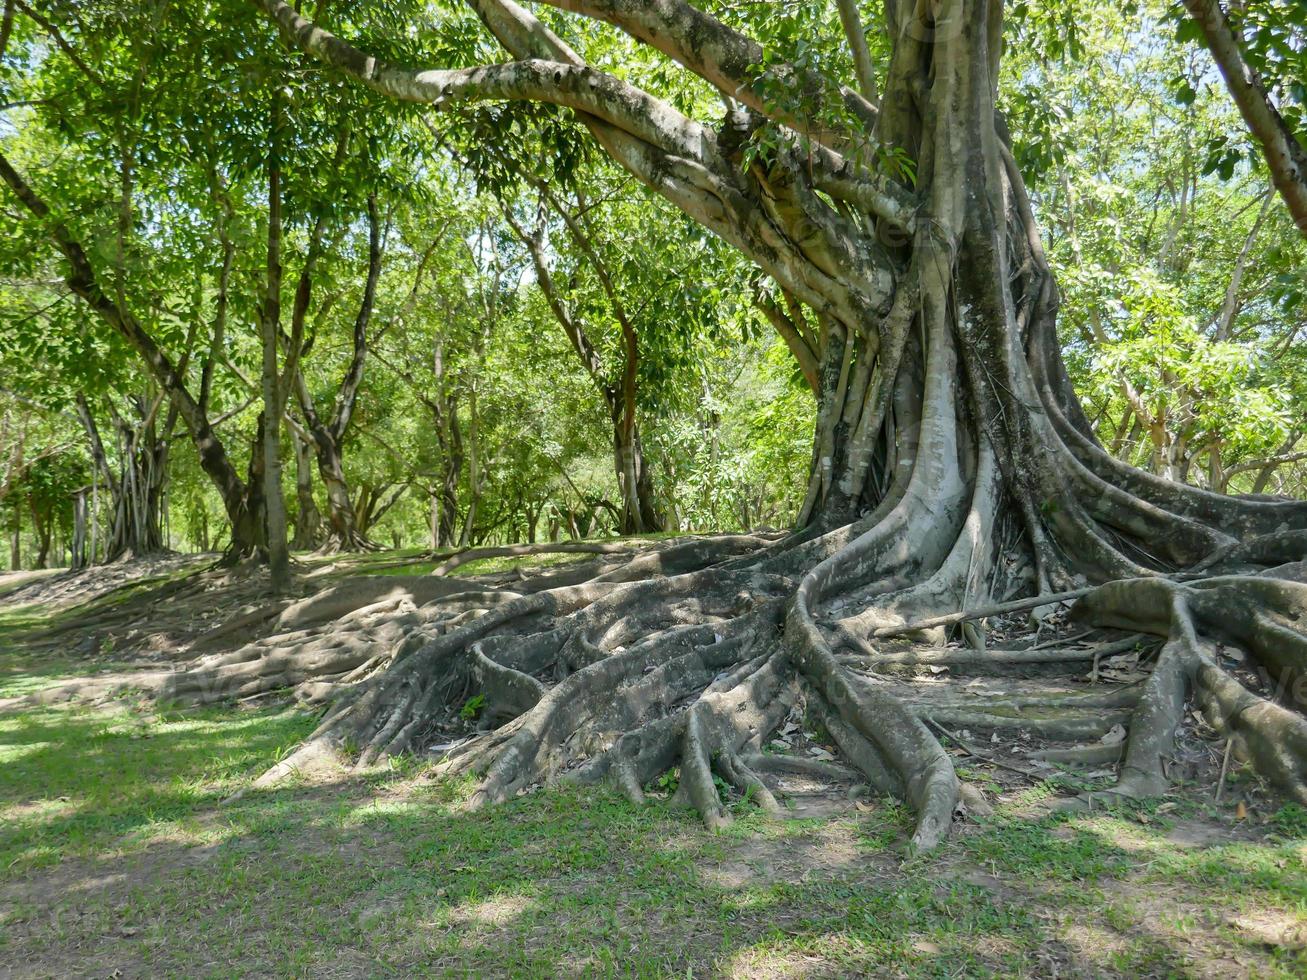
top-left (1, 585), bottom-right (1304, 976)
top-left (2, 695), bottom-right (1303, 977)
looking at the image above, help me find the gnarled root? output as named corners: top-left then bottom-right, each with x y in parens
top-left (1072, 575), bottom-right (1307, 804)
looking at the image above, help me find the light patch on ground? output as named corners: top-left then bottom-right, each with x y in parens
top-left (723, 945), bottom-right (831, 978)
top-left (449, 893), bottom-right (533, 929)
top-left (1230, 910), bottom-right (1306, 949)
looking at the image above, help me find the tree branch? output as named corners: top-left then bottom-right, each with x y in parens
top-left (255, 0), bottom-right (719, 170)
top-left (835, 0), bottom-right (879, 106)
top-left (1182, 0), bottom-right (1307, 237)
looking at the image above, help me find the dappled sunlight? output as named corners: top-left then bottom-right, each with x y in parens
top-left (448, 892), bottom-right (533, 930)
top-left (0, 702), bottom-right (318, 871)
top-left (0, 738), bottom-right (52, 763)
top-left (1230, 909), bottom-right (1307, 949)
top-left (2, 721), bottom-right (1304, 976)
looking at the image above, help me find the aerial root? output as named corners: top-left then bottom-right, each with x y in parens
top-left (805, 687), bottom-right (904, 797)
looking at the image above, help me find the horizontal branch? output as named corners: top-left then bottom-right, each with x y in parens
top-left (255, 0), bottom-right (719, 169)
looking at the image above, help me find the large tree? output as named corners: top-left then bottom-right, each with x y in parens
top-left (18, 0), bottom-right (1307, 852)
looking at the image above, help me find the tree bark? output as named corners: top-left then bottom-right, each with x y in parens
top-left (259, 100), bottom-right (292, 590)
top-left (7, 503), bottom-right (17, 570)
top-left (289, 427), bottom-right (323, 550)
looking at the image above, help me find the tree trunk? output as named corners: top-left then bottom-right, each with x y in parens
top-left (29, 497), bottom-right (50, 569)
top-left (71, 489), bottom-right (88, 571)
top-left (7, 503), bottom-right (18, 570)
top-left (457, 387), bottom-right (481, 549)
top-left (310, 425), bottom-right (361, 548)
top-left (612, 418), bottom-right (661, 535)
top-left (290, 428), bottom-right (323, 550)
top-left (259, 101), bottom-right (291, 591)
top-left (438, 453), bottom-right (462, 549)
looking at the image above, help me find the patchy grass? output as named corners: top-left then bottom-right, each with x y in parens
top-left (2, 696), bottom-right (1303, 977)
top-left (1, 582), bottom-right (1305, 976)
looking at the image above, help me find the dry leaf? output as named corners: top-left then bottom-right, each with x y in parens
top-left (1099, 724), bottom-right (1127, 746)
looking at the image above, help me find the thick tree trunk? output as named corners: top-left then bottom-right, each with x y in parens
top-left (312, 430), bottom-right (362, 547)
top-left (612, 418), bottom-right (661, 536)
top-left (91, 396), bottom-right (172, 560)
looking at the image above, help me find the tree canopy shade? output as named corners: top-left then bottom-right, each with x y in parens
top-left (2, 0), bottom-right (1307, 854)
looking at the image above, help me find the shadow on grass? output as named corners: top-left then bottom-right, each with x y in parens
top-left (0, 687), bottom-right (1303, 977)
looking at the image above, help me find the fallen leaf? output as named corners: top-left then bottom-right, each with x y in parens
top-left (1099, 724), bottom-right (1127, 746)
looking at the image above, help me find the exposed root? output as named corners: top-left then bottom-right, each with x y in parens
top-left (12, 518), bottom-right (1307, 858)
top-left (1072, 575), bottom-right (1307, 805)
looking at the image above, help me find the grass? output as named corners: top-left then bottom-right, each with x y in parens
top-left (1, 583), bottom-right (1305, 976)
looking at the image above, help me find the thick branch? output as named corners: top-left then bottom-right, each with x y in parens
top-left (1182, 0), bottom-right (1307, 236)
top-left (255, 0), bottom-right (719, 170)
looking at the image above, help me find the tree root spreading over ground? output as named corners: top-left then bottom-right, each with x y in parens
top-left (7, 528), bottom-right (1307, 854)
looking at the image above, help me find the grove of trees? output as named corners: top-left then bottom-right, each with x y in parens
top-left (2, 0), bottom-right (1306, 850)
